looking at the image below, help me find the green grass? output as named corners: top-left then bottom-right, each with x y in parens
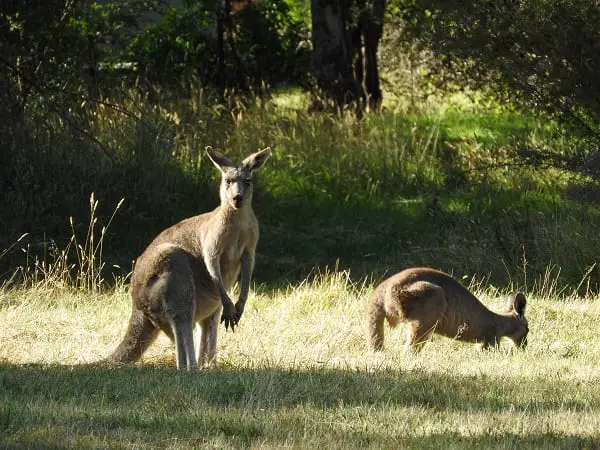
top-left (1, 272), bottom-right (599, 448)
top-left (2, 88), bottom-right (599, 290)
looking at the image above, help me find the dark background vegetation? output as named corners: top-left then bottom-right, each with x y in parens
top-left (1, 0), bottom-right (599, 291)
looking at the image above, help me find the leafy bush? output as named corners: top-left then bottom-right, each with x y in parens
top-left (126, 0), bottom-right (310, 93)
top-left (398, 0), bottom-right (600, 176)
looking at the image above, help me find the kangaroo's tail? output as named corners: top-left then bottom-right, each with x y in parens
top-left (365, 292), bottom-right (387, 352)
top-left (105, 307), bottom-right (158, 364)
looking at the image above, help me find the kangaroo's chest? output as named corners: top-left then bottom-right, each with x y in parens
top-left (218, 223), bottom-right (254, 272)
top-left (221, 240), bottom-right (243, 269)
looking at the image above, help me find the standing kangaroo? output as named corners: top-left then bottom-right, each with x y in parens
top-left (366, 267), bottom-right (528, 353)
top-left (107, 146), bottom-right (271, 370)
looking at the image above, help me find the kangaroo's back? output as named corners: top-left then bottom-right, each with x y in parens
top-left (396, 268), bottom-right (498, 340)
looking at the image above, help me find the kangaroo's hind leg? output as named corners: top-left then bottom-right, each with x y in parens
top-left (147, 247), bottom-right (198, 370)
top-left (198, 308), bottom-right (220, 367)
top-left (170, 315), bottom-right (197, 370)
top-left (390, 281), bottom-right (447, 354)
top-left (404, 321), bottom-right (439, 354)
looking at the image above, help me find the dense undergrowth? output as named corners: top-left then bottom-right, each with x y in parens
top-left (1, 87), bottom-right (599, 293)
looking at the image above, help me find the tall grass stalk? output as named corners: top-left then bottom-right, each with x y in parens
top-left (69, 193), bottom-right (125, 292)
top-left (0, 233), bottom-right (28, 262)
top-left (12, 194), bottom-right (124, 293)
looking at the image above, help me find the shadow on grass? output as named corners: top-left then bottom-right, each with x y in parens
top-left (1, 362), bottom-right (597, 411)
top-left (1, 363), bottom-right (598, 447)
top-left (255, 185), bottom-right (600, 292)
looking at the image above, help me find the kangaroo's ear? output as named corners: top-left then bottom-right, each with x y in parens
top-left (242, 147), bottom-right (271, 172)
top-left (206, 146), bottom-right (235, 172)
top-left (507, 292), bottom-right (527, 318)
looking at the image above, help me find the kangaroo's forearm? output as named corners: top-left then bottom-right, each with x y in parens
top-left (205, 254), bottom-right (233, 306)
top-left (238, 250), bottom-right (255, 305)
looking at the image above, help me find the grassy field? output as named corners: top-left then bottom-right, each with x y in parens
top-left (1, 271), bottom-right (599, 448)
top-left (2, 85), bottom-right (600, 448)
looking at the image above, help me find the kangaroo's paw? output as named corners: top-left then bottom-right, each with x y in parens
top-left (220, 302), bottom-right (238, 331)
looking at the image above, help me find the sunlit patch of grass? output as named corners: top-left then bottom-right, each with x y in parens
top-left (269, 86), bottom-right (310, 112)
top-left (440, 109), bottom-right (538, 147)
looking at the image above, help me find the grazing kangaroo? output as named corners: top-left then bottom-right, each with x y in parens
top-left (107, 146), bottom-right (271, 370)
top-left (366, 267), bottom-right (528, 353)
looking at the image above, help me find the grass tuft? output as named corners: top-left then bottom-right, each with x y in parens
top-left (8, 194), bottom-right (125, 293)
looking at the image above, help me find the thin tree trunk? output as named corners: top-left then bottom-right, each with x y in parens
top-left (351, 16), bottom-right (366, 109)
top-left (223, 0), bottom-right (250, 92)
top-left (363, 0), bottom-right (385, 110)
top-left (87, 34), bottom-right (99, 101)
top-left (216, 0), bottom-right (226, 98)
top-left (311, 0), bottom-right (361, 109)
top-left (311, 0), bottom-right (384, 112)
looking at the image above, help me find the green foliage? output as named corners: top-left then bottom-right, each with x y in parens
top-left (230, 1), bottom-right (311, 87)
top-left (126, 0), bottom-right (310, 91)
top-left (284, 0), bottom-right (311, 24)
top-left (0, 1), bottom-right (159, 102)
top-left (2, 87), bottom-right (600, 291)
top-left (398, 0), bottom-right (600, 158)
top-left (125, 6), bottom-right (212, 89)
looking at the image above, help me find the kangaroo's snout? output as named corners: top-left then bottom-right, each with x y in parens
top-left (220, 174), bottom-right (251, 210)
top-left (514, 325), bottom-right (529, 348)
top-left (232, 194), bottom-right (244, 209)
top-left (518, 335), bottom-right (528, 348)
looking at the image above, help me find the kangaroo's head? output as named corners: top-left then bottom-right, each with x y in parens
top-left (503, 292), bottom-right (529, 348)
top-left (206, 146), bottom-right (271, 210)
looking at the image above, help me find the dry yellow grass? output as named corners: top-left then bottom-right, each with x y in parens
top-left (1, 271), bottom-right (599, 448)
top-left (2, 271), bottom-right (599, 373)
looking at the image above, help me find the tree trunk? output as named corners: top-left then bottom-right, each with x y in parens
top-left (223, 0), bottom-right (249, 92)
top-left (363, 0), bottom-right (385, 110)
top-left (216, 0), bottom-right (226, 98)
top-left (311, 0), bottom-right (361, 109)
top-left (310, 0), bottom-right (385, 112)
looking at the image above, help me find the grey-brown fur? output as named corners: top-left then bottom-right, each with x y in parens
top-left (107, 146), bottom-right (271, 369)
top-left (366, 267), bottom-right (528, 353)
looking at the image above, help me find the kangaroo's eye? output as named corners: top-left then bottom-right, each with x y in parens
top-left (225, 179), bottom-right (232, 185)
